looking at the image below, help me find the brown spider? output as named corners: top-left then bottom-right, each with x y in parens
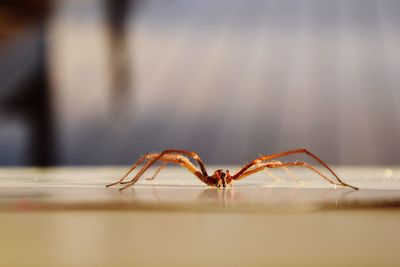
top-left (106, 148), bottom-right (359, 191)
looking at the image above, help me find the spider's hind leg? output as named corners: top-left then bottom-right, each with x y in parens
top-left (106, 153), bottom-right (158, 187)
top-left (119, 161), bottom-right (168, 184)
top-left (146, 161), bottom-right (168, 181)
top-left (118, 153), bottom-right (208, 191)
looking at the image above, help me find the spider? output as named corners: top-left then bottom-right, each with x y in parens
top-left (106, 148), bottom-right (359, 191)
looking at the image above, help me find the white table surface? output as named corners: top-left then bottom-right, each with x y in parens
top-left (0, 166), bottom-right (399, 267)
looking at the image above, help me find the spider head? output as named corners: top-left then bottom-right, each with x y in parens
top-left (212, 169), bottom-right (232, 187)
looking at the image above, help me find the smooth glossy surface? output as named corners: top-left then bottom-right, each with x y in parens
top-left (0, 166), bottom-right (399, 211)
top-left (0, 167), bottom-right (400, 267)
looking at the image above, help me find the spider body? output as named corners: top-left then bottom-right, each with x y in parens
top-left (106, 148), bottom-right (359, 191)
top-left (207, 169), bottom-right (232, 188)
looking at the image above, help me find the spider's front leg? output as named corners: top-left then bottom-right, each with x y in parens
top-left (266, 161), bottom-right (359, 190)
top-left (232, 149), bottom-right (358, 190)
top-left (235, 161), bottom-right (358, 190)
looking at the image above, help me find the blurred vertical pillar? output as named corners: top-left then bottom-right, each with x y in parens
top-left (28, 21), bottom-right (54, 166)
top-left (104, 0), bottom-right (133, 113)
top-left (0, 1), bottom-right (54, 166)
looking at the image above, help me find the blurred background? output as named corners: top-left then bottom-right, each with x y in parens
top-left (0, 0), bottom-right (399, 167)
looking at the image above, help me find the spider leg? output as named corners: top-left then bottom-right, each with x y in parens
top-left (159, 149), bottom-right (209, 177)
top-left (270, 162), bottom-right (358, 189)
top-left (120, 160), bottom-right (168, 184)
top-left (119, 154), bottom-right (207, 191)
top-left (107, 152), bottom-right (167, 187)
top-left (233, 161), bottom-right (282, 183)
top-left (257, 160), bottom-right (302, 183)
top-left (236, 161), bottom-right (358, 190)
top-left (234, 163), bottom-right (276, 181)
top-left (232, 148), bottom-right (351, 188)
top-left (106, 154), bottom-right (149, 187)
top-left (281, 165), bottom-right (304, 184)
top-left (263, 168), bottom-right (282, 182)
top-left (107, 149), bottom-right (208, 188)
top-left (146, 161), bottom-right (168, 181)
